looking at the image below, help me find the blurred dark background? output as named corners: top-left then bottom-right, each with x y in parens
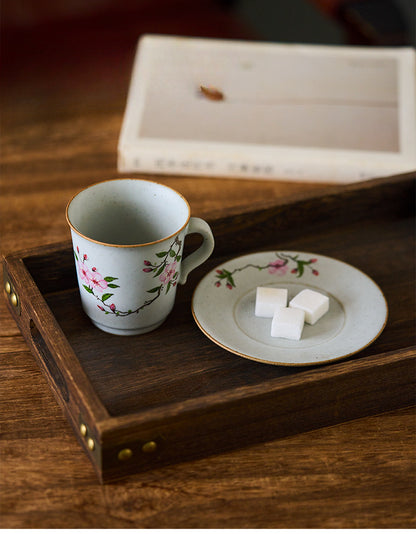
top-left (1, 0), bottom-right (415, 109)
top-left (237, 0), bottom-right (415, 45)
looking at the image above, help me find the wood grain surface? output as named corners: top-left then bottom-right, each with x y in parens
top-left (1, 3), bottom-right (415, 528)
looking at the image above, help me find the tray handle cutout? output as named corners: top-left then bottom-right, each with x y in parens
top-left (29, 320), bottom-right (70, 402)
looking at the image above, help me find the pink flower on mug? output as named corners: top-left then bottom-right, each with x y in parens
top-left (89, 271), bottom-right (108, 293)
top-left (268, 258), bottom-right (288, 276)
top-left (78, 261), bottom-right (93, 283)
top-left (75, 235), bottom-right (182, 317)
top-left (160, 261), bottom-right (177, 285)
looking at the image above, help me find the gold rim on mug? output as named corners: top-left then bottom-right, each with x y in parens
top-left (66, 178), bottom-right (192, 248)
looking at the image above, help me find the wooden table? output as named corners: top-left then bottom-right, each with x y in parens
top-left (1, 6), bottom-right (415, 528)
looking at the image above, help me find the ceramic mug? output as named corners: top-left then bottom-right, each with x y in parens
top-left (66, 179), bottom-right (215, 335)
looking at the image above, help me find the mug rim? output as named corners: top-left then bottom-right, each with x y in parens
top-left (66, 178), bottom-right (191, 248)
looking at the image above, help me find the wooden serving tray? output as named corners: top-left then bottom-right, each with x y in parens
top-left (3, 173), bottom-right (415, 483)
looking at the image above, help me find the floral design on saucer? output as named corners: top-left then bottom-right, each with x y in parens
top-left (192, 250), bottom-right (388, 366)
top-left (214, 252), bottom-right (319, 289)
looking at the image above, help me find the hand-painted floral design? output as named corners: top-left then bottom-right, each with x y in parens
top-left (214, 252), bottom-right (319, 289)
top-left (268, 258), bottom-right (289, 276)
top-left (74, 236), bottom-right (182, 316)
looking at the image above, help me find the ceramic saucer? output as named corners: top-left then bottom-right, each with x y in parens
top-left (192, 251), bottom-right (388, 366)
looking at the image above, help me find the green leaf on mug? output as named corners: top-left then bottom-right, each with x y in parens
top-left (107, 283), bottom-right (120, 288)
top-left (156, 251), bottom-right (168, 258)
top-left (147, 286), bottom-right (162, 293)
top-left (83, 284), bottom-right (93, 294)
top-left (101, 293), bottom-right (113, 302)
top-left (169, 249), bottom-right (176, 257)
top-left (154, 265), bottom-right (165, 277)
top-left (104, 276), bottom-right (118, 282)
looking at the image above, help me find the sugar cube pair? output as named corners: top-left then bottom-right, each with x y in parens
top-left (255, 286), bottom-right (329, 340)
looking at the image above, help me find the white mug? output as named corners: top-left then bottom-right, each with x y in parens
top-left (66, 179), bottom-right (214, 335)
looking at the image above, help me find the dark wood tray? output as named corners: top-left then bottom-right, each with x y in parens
top-left (3, 172), bottom-right (415, 483)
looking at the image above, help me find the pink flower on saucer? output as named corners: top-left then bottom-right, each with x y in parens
top-left (268, 258), bottom-right (288, 275)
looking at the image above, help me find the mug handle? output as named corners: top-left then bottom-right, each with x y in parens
top-left (178, 217), bottom-right (215, 284)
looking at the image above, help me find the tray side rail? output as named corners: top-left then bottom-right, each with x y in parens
top-left (3, 250), bottom-right (111, 478)
top-left (95, 346), bottom-right (415, 482)
top-left (210, 172), bottom-right (415, 256)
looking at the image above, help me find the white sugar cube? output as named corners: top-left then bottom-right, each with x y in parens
top-left (289, 289), bottom-right (329, 325)
top-left (255, 286), bottom-right (288, 318)
top-left (271, 307), bottom-right (305, 340)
